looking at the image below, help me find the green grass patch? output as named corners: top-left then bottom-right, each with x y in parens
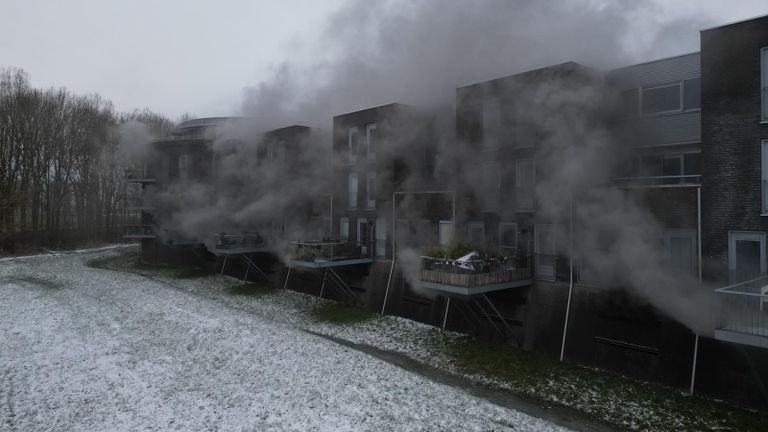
top-left (311, 303), bottom-right (375, 325)
top-left (226, 282), bottom-right (276, 296)
top-left (88, 252), bottom-right (210, 279)
top-left (447, 337), bottom-right (768, 432)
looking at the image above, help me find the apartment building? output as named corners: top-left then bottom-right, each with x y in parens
top-left (127, 14), bottom-right (768, 407)
top-left (697, 14), bottom-right (768, 405)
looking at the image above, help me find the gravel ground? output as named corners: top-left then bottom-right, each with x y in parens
top-left (0, 249), bottom-right (572, 432)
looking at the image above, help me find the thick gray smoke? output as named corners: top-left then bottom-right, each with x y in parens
top-left (155, 0), bottom-right (720, 331)
top-left (241, 0), bottom-right (711, 126)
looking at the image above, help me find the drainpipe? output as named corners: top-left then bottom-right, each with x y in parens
top-left (560, 188), bottom-right (574, 362)
top-left (382, 190), bottom-right (456, 316)
top-left (381, 193), bottom-right (397, 315)
top-left (690, 186), bottom-right (702, 395)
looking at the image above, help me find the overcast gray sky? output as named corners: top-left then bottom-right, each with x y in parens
top-left (1, 0), bottom-right (766, 120)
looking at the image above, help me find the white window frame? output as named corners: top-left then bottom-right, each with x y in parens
top-left (534, 224), bottom-right (556, 279)
top-left (348, 127), bottom-right (358, 165)
top-left (439, 220), bottom-right (454, 247)
top-left (178, 154), bottom-right (190, 179)
top-left (482, 98), bottom-right (501, 150)
top-left (762, 47), bottom-right (768, 122)
top-left (467, 221), bottom-right (485, 247)
top-left (366, 170), bottom-right (376, 209)
top-left (357, 217), bottom-right (369, 247)
top-left (664, 229), bottom-right (697, 276)
top-left (348, 172), bottom-right (358, 209)
top-left (515, 158), bottom-right (536, 210)
top-left (641, 82), bottom-right (682, 115)
top-left (366, 124), bottom-right (376, 161)
top-left (375, 218), bottom-right (386, 258)
top-left (762, 140), bottom-right (768, 215)
top-left (340, 217), bottom-right (350, 242)
top-left (728, 231), bottom-right (766, 282)
top-left (499, 223), bottom-right (517, 250)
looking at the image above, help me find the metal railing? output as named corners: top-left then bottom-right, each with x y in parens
top-left (125, 168), bottom-right (155, 182)
top-left (420, 254), bottom-right (532, 288)
top-left (614, 174), bottom-right (702, 187)
top-left (162, 229), bottom-right (199, 245)
top-left (124, 225), bottom-right (155, 237)
top-left (214, 232), bottom-right (267, 251)
top-left (125, 197), bottom-right (154, 210)
top-left (291, 239), bottom-right (375, 263)
top-left (715, 276), bottom-right (768, 337)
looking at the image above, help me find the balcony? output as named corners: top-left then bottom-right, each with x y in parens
top-left (124, 225), bottom-right (156, 239)
top-left (161, 229), bottom-right (200, 246)
top-left (714, 277), bottom-right (768, 348)
top-left (420, 252), bottom-right (532, 295)
top-left (125, 169), bottom-right (156, 183)
top-left (287, 240), bottom-right (374, 268)
top-left (126, 197), bottom-right (154, 211)
top-left (212, 232), bottom-right (269, 255)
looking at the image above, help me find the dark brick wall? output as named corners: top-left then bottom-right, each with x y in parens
top-left (701, 16), bottom-right (768, 282)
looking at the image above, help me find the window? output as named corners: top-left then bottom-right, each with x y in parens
top-left (762, 47), bottom-right (768, 121)
top-left (482, 160), bottom-right (500, 212)
top-left (662, 155), bottom-right (682, 184)
top-left (366, 124), bottom-right (376, 161)
top-left (515, 159), bottom-right (535, 209)
top-left (419, 219), bottom-right (434, 246)
top-left (665, 229), bottom-right (697, 276)
top-left (684, 153), bottom-right (701, 177)
top-left (534, 224), bottom-right (555, 279)
top-left (642, 83), bottom-right (681, 114)
top-left (375, 218), bottom-right (386, 257)
top-left (348, 172), bottom-right (358, 209)
top-left (636, 152), bottom-right (700, 183)
top-left (162, 156), bottom-right (170, 179)
top-left (396, 219), bottom-right (410, 248)
top-left (340, 217), bottom-right (350, 242)
top-left (467, 222), bottom-right (485, 247)
top-left (482, 98), bottom-right (501, 149)
top-left (618, 88), bottom-right (639, 117)
top-left (762, 140), bottom-right (768, 214)
top-left (348, 128), bottom-right (358, 165)
top-left (499, 223), bottom-right (517, 250)
top-left (439, 221), bottom-right (454, 247)
top-left (358, 218), bottom-right (370, 255)
top-left (728, 231), bottom-right (766, 283)
top-left (683, 78), bottom-right (700, 110)
top-left (576, 230), bottom-right (612, 286)
top-left (366, 171), bottom-right (376, 209)
top-left (178, 154), bottom-right (190, 179)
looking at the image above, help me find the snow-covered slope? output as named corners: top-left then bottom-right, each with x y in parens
top-left (0, 250), bottom-right (572, 432)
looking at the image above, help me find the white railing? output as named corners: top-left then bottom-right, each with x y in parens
top-left (420, 255), bottom-right (532, 288)
top-left (715, 276), bottom-right (768, 337)
top-left (291, 239), bottom-right (374, 263)
top-left (214, 232), bottom-right (267, 251)
top-left (614, 174), bottom-right (702, 187)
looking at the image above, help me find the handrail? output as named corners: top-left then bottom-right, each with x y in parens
top-left (715, 275), bottom-right (768, 294)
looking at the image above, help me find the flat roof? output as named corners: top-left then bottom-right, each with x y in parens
top-left (609, 51), bottom-right (700, 74)
top-left (700, 12), bottom-right (768, 32)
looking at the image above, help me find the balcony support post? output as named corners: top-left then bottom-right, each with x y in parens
top-left (220, 255), bottom-right (228, 276)
top-left (560, 189), bottom-right (574, 362)
top-left (320, 269), bottom-right (327, 298)
top-left (441, 297), bottom-right (451, 330)
top-left (283, 266), bottom-right (292, 290)
top-left (690, 186), bottom-right (703, 395)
